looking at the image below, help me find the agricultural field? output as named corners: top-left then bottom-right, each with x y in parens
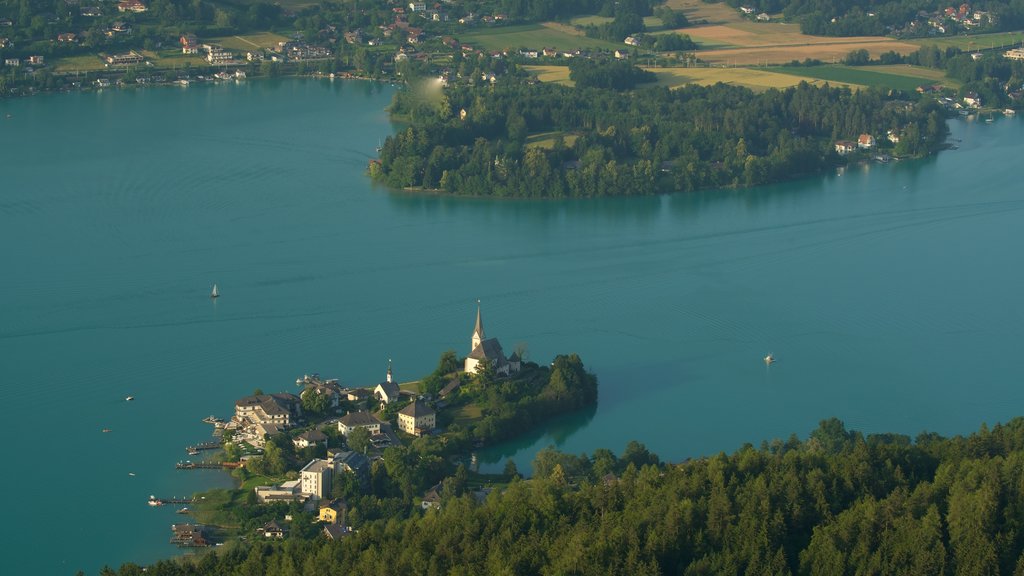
top-left (643, 66), bottom-right (859, 90)
top-left (697, 39), bottom-right (920, 66)
top-left (665, 0), bottom-right (745, 26)
top-left (769, 64), bottom-right (935, 91)
top-left (210, 32), bottom-right (291, 52)
top-left (458, 23), bottom-right (622, 51)
top-left (908, 31), bottom-right (1024, 51)
top-left (523, 64), bottom-right (573, 85)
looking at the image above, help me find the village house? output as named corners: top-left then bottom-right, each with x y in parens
top-left (1004, 48), bottom-right (1024, 60)
top-left (117, 0), bottom-right (147, 12)
top-left (260, 520), bottom-right (285, 539)
top-left (204, 44), bottom-right (234, 64)
top-left (57, 33), bottom-right (77, 43)
top-left (5, 58), bottom-right (20, 67)
top-left (337, 411), bottom-right (383, 436)
top-left (80, 6), bottom-right (102, 16)
top-left (299, 374), bottom-right (341, 410)
top-left (330, 450), bottom-right (370, 475)
top-left (318, 499), bottom-right (346, 524)
top-left (323, 524), bottom-right (349, 540)
top-left (105, 51), bottom-right (143, 66)
top-left (408, 2), bottom-right (426, 12)
top-left (464, 303), bottom-right (521, 377)
top-left (963, 91), bottom-right (981, 107)
top-left (234, 393), bottom-right (302, 428)
top-left (857, 133), bottom-right (876, 149)
top-left (254, 479), bottom-right (306, 503)
top-left (756, 13), bottom-right (770, 21)
top-left (834, 140), bottom-right (857, 155)
top-left (623, 36), bottom-right (640, 47)
top-left (180, 34), bottom-right (198, 54)
top-left (614, 50), bottom-right (630, 59)
top-left (398, 399), bottom-right (435, 436)
top-left (421, 482), bottom-right (442, 510)
top-left (887, 129), bottom-right (901, 144)
top-left (27, 55), bottom-right (44, 65)
top-left (293, 429), bottom-right (328, 449)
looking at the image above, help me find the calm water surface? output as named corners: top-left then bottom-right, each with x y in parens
top-left (2, 80), bottom-right (1023, 574)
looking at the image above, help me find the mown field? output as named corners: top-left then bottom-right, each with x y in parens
top-left (697, 39), bottom-right (920, 65)
top-left (769, 64), bottom-right (937, 91)
top-left (51, 54), bottom-right (109, 73)
top-left (645, 66), bottom-right (859, 90)
top-left (458, 23), bottom-right (622, 51)
top-left (211, 32), bottom-right (291, 51)
top-left (908, 31), bottom-right (1024, 51)
top-left (524, 63), bottom-right (860, 91)
top-left (523, 64), bottom-right (573, 85)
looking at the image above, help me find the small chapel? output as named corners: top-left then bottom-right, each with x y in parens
top-left (464, 302), bottom-right (521, 376)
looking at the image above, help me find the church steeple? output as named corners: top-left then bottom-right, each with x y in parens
top-left (471, 300), bottom-right (485, 351)
top-left (386, 359), bottom-right (393, 384)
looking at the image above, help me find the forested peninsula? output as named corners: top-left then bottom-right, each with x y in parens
top-left (108, 417), bottom-right (1024, 576)
top-left (372, 68), bottom-right (950, 198)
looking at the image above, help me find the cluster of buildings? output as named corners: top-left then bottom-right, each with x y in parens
top-left (236, 303), bottom-right (521, 526)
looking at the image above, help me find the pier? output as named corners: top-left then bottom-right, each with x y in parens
top-left (149, 495), bottom-right (195, 506)
top-left (176, 461), bottom-right (241, 470)
top-left (185, 441), bottom-right (221, 453)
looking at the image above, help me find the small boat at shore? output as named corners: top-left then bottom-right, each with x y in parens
top-left (210, 284), bottom-right (219, 299)
top-left (148, 495), bottom-right (163, 506)
top-left (176, 507), bottom-right (190, 514)
top-left (764, 354), bottom-right (775, 366)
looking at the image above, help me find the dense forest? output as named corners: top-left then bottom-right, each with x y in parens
top-left (373, 72), bottom-right (948, 197)
top-left (103, 416), bottom-right (1024, 575)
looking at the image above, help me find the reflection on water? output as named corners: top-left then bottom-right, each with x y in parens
top-left (476, 404), bottom-right (598, 469)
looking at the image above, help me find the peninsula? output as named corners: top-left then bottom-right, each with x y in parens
top-left (151, 303), bottom-right (597, 553)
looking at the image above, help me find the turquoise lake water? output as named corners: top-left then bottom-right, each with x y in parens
top-left (2, 80), bottom-right (1024, 574)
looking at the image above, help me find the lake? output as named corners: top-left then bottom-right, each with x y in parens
top-left (2, 80), bottom-right (1023, 575)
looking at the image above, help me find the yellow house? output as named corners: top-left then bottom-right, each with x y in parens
top-left (319, 499), bottom-right (346, 524)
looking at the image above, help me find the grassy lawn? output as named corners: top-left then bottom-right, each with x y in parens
top-left (908, 31), bottom-right (1024, 51)
top-left (523, 64), bottom-right (573, 85)
top-left (210, 32), bottom-right (291, 51)
top-left (768, 64), bottom-right (936, 91)
top-left (526, 131), bottom-right (579, 149)
top-left (191, 488), bottom-right (248, 528)
top-left (453, 404), bottom-right (483, 426)
top-left (570, 15), bottom-right (612, 27)
top-left (51, 54), bottom-right (108, 73)
top-left (459, 23), bottom-right (622, 51)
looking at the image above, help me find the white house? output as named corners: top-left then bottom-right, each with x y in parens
top-left (398, 400), bottom-right (436, 436)
top-left (338, 411), bottom-right (383, 436)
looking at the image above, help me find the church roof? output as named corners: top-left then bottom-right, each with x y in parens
top-left (375, 381), bottom-right (400, 401)
top-left (468, 337), bottom-right (506, 363)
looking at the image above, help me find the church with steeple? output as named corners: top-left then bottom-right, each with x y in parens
top-left (464, 302), bottom-right (521, 376)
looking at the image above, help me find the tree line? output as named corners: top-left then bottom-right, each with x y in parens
top-left (373, 72), bottom-right (948, 198)
top-left (99, 416), bottom-right (1024, 575)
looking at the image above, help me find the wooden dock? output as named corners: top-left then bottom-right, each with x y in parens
top-left (176, 461), bottom-right (241, 470)
top-left (149, 496), bottom-right (195, 506)
top-left (185, 441), bottom-right (221, 453)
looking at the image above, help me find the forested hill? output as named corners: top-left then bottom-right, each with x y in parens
top-left (372, 74), bottom-right (948, 198)
top-left (112, 417), bottom-right (1024, 576)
